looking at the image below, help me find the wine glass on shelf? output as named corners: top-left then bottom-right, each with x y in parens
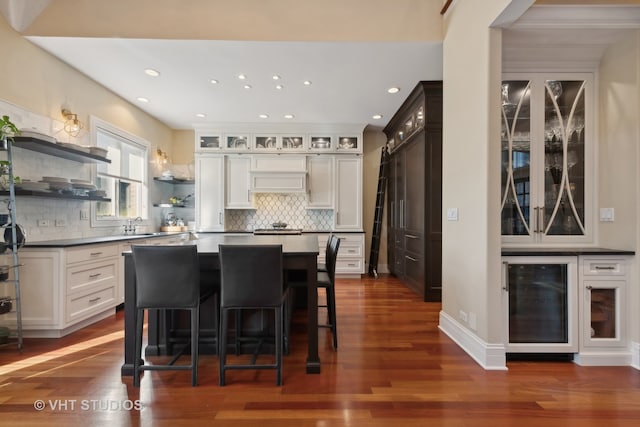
top-left (574, 116), bottom-right (585, 142)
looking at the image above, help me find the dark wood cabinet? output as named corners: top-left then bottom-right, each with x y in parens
top-left (384, 81), bottom-right (442, 302)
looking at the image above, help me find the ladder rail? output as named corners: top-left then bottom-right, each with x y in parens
top-left (368, 146), bottom-right (389, 278)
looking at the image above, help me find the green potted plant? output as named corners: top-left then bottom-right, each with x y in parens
top-left (0, 115), bottom-right (20, 150)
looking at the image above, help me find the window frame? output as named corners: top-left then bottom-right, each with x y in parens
top-left (89, 116), bottom-right (149, 229)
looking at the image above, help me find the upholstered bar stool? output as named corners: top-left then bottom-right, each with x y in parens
top-left (218, 244), bottom-right (289, 386)
top-left (287, 236), bottom-right (340, 350)
top-left (131, 245), bottom-right (202, 387)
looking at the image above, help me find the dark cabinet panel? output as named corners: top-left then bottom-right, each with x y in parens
top-left (384, 81), bottom-right (442, 302)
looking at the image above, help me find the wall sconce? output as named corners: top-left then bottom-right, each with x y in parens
top-left (61, 108), bottom-right (84, 137)
top-left (156, 148), bottom-right (169, 165)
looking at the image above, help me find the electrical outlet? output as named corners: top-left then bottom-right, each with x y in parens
top-left (80, 209), bottom-right (89, 220)
top-left (55, 219), bottom-right (67, 227)
top-left (37, 219), bottom-right (50, 227)
top-left (459, 310), bottom-right (468, 323)
top-left (469, 312), bottom-right (477, 331)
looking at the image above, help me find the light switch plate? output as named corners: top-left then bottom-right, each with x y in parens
top-left (599, 208), bottom-right (614, 222)
top-left (447, 208), bottom-right (458, 221)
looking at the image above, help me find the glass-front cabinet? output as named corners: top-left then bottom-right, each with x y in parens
top-left (501, 74), bottom-right (593, 245)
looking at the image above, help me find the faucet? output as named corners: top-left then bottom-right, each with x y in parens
top-left (123, 217), bottom-right (143, 235)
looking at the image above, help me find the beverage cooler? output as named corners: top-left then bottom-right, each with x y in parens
top-left (502, 256), bottom-right (578, 353)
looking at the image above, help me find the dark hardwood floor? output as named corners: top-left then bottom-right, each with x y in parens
top-left (1, 274), bottom-right (639, 426)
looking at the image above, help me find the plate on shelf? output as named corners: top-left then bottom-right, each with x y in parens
top-left (16, 181), bottom-right (50, 191)
top-left (18, 129), bottom-right (57, 143)
top-left (57, 142), bottom-right (90, 153)
top-left (41, 176), bottom-right (69, 183)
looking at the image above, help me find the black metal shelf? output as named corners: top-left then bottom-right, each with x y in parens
top-left (0, 190), bottom-right (111, 202)
top-left (12, 136), bottom-right (111, 164)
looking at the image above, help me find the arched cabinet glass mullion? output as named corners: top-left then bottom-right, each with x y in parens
top-left (543, 80), bottom-right (585, 236)
top-left (501, 81), bottom-right (531, 236)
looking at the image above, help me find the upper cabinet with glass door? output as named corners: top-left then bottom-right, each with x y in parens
top-left (253, 134), bottom-right (306, 152)
top-left (501, 73), bottom-right (593, 245)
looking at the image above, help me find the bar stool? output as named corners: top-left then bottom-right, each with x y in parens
top-left (131, 245), bottom-right (201, 387)
top-left (218, 244), bottom-right (289, 386)
top-left (286, 236), bottom-right (340, 350)
top-left (319, 236), bottom-right (340, 350)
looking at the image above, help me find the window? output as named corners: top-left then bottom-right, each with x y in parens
top-left (90, 117), bottom-right (148, 225)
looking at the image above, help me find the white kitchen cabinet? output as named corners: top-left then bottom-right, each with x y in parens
top-left (316, 232), bottom-right (365, 276)
top-left (64, 244), bottom-right (118, 325)
top-left (226, 155), bottom-right (253, 208)
top-left (1, 243), bottom-right (120, 338)
top-left (501, 73), bottom-right (594, 246)
top-left (195, 154), bottom-right (224, 231)
top-left (577, 256), bottom-right (629, 359)
top-left (306, 155), bottom-right (334, 209)
top-left (253, 134), bottom-right (305, 152)
top-left (334, 156), bottom-right (362, 230)
top-left (0, 249), bottom-right (62, 333)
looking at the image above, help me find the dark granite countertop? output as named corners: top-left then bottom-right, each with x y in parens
top-left (502, 247), bottom-right (635, 256)
top-left (24, 230), bottom-right (364, 248)
top-left (24, 232), bottom-right (187, 248)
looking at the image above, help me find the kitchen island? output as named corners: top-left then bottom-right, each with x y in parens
top-left (120, 233), bottom-right (322, 375)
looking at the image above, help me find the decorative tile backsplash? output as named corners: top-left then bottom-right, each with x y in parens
top-left (226, 193), bottom-right (333, 231)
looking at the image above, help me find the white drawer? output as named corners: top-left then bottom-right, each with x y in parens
top-left (67, 260), bottom-right (117, 295)
top-left (66, 284), bottom-right (116, 323)
top-left (582, 259), bottom-right (625, 276)
top-left (336, 258), bottom-right (364, 274)
top-left (66, 244), bottom-right (118, 264)
top-left (338, 245), bottom-right (362, 258)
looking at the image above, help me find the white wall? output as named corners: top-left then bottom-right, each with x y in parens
top-left (440, 0), bottom-right (511, 355)
top-left (598, 30), bottom-right (640, 350)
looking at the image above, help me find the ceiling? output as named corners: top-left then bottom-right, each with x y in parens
top-left (0, 0), bottom-right (445, 131)
top-left (26, 37), bottom-right (443, 130)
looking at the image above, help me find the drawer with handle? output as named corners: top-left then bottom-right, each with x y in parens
top-left (66, 284), bottom-right (116, 323)
top-left (582, 258), bottom-right (625, 276)
top-left (66, 244), bottom-right (118, 264)
top-left (67, 260), bottom-right (117, 295)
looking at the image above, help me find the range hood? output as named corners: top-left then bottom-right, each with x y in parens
top-left (249, 155), bottom-right (307, 193)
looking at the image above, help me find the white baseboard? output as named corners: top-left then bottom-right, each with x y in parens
top-left (574, 351), bottom-right (632, 366)
top-left (438, 310), bottom-right (507, 370)
top-left (17, 309), bottom-right (116, 338)
top-left (631, 341), bottom-right (640, 370)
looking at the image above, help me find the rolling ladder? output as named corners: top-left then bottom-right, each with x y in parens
top-left (368, 146), bottom-right (389, 278)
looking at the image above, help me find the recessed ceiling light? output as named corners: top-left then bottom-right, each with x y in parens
top-left (303, 80), bottom-right (312, 86)
top-left (372, 114), bottom-right (383, 120)
top-left (210, 79), bottom-right (219, 84)
top-left (284, 114), bottom-right (295, 119)
top-left (243, 84), bottom-right (252, 90)
top-left (144, 68), bottom-right (160, 77)
top-left (275, 84), bottom-right (284, 90)
top-left (259, 114), bottom-right (269, 119)
top-left (136, 97), bottom-right (149, 103)
top-left (272, 75), bottom-right (281, 80)
top-left (238, 74), bottom-right (247, 80)
top-left (195, 113), bottom-right (206, 118)
top-left (387, 87), bottom-right (400, 94)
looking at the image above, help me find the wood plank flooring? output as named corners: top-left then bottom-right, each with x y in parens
top-left (1, 274), bottom-right (639, 426)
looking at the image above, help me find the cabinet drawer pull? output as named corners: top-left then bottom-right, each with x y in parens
top-left (586, 285), bottom-right (593, 290)
top-left (89, 273), bottom-right (102, 279)
top-left (405, 255), bottom-right (417, 262)
top-left (405, 234), bottom-right (418, 239)
top-left (594, 266), bottom-right (615, 270)
top-left (347, 263), bottom-right (356, 267)
top-left (347, 249), bottom-right (356, 253)
top-left (90, 252), bottom-right (103, 256)
top-left (88, 297), bottom-right (101, 303)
